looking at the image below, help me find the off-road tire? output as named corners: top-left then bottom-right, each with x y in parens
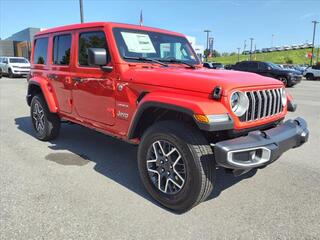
top-left (30, 94), bottom-right (60, 141)
top-left (278, 76), bottom-right (288, 87)
top-left (8, 68), bottom-right (14, 78)
top-left (305, 73), bottom-right (315, 80)
top-left (286, 79), bottom-right (294, 87)
top-left (137, 120), bottom-right (215, 213)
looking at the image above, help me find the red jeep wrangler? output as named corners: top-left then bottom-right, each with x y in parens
top-left (27, 22), bottom-right (309, 212)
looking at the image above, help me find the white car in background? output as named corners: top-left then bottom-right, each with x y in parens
top-left (0, 56), bottom-right (30, 78)
top-left (303, 65), bottom-right (320, 80)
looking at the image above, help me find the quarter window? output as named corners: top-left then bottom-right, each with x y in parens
top-left (53, 34), bottom-right (72, 65)
top-left (78, 31), bottom-right (108, 66)
top-left (34, 37), bottom-right (48, 64)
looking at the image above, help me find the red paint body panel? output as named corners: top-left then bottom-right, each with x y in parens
top-left (29, 22), bottom-right (289, 142)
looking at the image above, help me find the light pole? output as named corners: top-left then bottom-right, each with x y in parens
top-left (237, 47), bottom-right (240, 62)
top-left (310, 20), bottom-right (319, 65)
top-left (208, 37), bottom-right (214, 53)
top-left (204, 30), bottom-right (211, 61)
top-left (271, 34), bottom-right (275, 47)
top-left (249, 38), bottom-right (254, 61)
top-left (79, 0), bottom-right (84, 23)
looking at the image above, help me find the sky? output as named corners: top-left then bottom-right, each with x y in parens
top-left (0, 0), bottom-right (319, 52)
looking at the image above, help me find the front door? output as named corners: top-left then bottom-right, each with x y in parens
top-left (72, 30), bottom-right (115, 126)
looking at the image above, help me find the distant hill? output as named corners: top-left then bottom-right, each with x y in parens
top-left (208, 48), bottom-right (317, 65)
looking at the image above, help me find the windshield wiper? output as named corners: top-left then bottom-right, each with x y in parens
top-left (159, 58), bottom-right (196, 69)
top-left (123, 56), bottom-right (168, 67)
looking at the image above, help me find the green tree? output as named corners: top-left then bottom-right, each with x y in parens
top-left (284, 57), bottom-right (293, 64)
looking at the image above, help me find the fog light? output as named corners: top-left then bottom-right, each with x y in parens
top-left (249, 150), bottom-right (256, 161)
top-left (227, 147), bottom-right (272, 168)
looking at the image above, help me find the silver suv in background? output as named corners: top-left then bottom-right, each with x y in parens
top-left (0, 57), bottom-right (31, 78)
top-left (303, 65), bottom-right (320, 80)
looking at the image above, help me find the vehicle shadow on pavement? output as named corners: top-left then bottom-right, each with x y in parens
top-left (15, 116), bottom-right (257, 211)
top-left (207, 168), bottom-right (257, 200)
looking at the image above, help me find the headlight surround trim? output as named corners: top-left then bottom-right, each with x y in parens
top-left (230, 91), bottom-right (249, 117)
top-left (280, 88), bottom-right (287, 106)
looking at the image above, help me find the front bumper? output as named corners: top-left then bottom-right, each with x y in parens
top-left (214, 117), bottom-right (309, 169)
top-left (12, 68), bottom-right (30, 75)
top-left (289, 75), bottom-right (302, 84)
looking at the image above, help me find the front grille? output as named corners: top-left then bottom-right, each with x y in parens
top-left (240, 88), bottom-right (283, 122)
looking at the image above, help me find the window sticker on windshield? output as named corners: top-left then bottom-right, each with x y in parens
top-left (121, 32), bottom-right (156, 53)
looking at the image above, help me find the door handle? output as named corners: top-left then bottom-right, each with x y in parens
top-left (72, 77), bottom-right (83, 83)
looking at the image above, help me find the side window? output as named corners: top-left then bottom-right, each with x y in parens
top-left (3, 58), bottom-right (8, 64)
top-left (34, 37), bottom-right (48, 64)
top-left (247, 62), bottom-right (258, 71)
top-left (53, 34), bottom-right (72, 65)
top-left (78, 31), bottom-right (108, 66)
top-left (259, 62), bottom-right (267, 70)
top-left (312, 65), bottom-right (320, 70)
top-left (203, 63), bottom-right (211, 68)
top-left (238, 62), bottom-right (248, 69)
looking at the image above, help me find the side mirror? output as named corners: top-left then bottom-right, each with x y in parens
top-left (87, 48), bottom-right (113, 72)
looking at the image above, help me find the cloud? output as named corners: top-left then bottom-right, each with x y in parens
top-left (229, 1), bottom-right (242, 6)
top-left (299, 12), bottom-right (315, 20)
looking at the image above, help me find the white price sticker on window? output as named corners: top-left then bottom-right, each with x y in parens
top-left (121, 32), bottom-right (156, 53)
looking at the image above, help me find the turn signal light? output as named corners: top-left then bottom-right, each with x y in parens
top-left (194, 114), bottom-right (209, 123)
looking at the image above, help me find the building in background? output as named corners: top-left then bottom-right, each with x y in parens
top-left (0, 40), bottom-right (15, 57)
top-left (0, 27), bottom-right (42, 59)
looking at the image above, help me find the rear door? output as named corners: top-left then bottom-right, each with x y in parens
top-left (247, 62), bottom-right (259, 73)
top-left (71, 29), bottom-right (116, 126)
top-left (49, 33), bottom-right (73, 113)
top-left (235, 62), bottom-right (248, 71)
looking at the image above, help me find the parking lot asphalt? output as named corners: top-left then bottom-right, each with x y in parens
top-left (0, 77), bottom-right (319, 240)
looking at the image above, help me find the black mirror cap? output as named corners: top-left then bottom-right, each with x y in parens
top-left (87, 48), bottom-right (107, 66)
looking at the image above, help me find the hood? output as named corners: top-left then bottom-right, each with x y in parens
top-left (124, 67), bottom-right (283, 94)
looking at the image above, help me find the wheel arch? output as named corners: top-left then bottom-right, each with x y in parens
top-left (127, 92), bottom-right (233, 139)
top-left (128, 101), bottom-right (197, 139)
top-left (27, 78), bottom-right (58, 113)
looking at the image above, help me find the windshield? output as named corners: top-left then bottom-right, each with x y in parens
top-left (9, 58), bottom-right (29, 63)
top-left (113, 28), bottom-right (200, 65)
top-left (267, 62), bottom-right (282, 70)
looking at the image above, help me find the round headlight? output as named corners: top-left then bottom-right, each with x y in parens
top-left (280, 88), bottom-right (287, 106)
top-left (230, 91), bottom-right (249, 117)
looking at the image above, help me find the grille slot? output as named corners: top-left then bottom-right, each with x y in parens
top-left (244, 88), bottom-right (283, 122)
